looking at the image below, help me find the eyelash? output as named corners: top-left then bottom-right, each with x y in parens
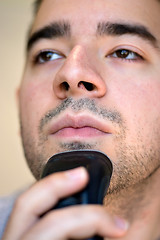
top-left (32, 48), bottom-right (143, 65)
top-left (33, 50), bottom-right (64, 64)
top-left (108, 49), bottom-right (143, 61)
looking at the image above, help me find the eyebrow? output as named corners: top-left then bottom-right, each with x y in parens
top-left (27, 20), bottom-right (159, 52)
top-left (97, 22), bottom-right (158, 48)
top-left (27, 21), bottom-right (71, 51)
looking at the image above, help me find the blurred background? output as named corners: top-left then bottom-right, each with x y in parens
top-left (0, 0), bottom-right (35, 196)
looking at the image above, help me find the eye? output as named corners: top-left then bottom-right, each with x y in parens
top-left (110, 49), bottom-right (143, 61)
top-left (34, 50), bottom-right (63, 64)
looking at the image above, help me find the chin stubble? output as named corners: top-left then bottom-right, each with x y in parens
top-left (20, 98), bottom-right (123, 179)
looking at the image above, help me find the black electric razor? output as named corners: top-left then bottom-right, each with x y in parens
top-left (41, 150), bottom-right (113, 240)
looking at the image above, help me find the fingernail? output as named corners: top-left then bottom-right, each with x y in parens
top-left (65, 167), bottom-right (87, 180)
top-left (114, 216), bottom-right (129, 231)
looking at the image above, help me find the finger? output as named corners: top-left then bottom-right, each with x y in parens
top-left (22, 205), bottom-right (129, 240)
top-left (2, 167), bottom-right (88, 240)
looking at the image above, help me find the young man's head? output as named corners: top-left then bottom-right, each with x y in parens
top-left (19, 0), bottom-right (160, 197)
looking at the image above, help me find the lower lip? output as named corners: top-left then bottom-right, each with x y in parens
top-left (53, 127), bottom-right (106, 138)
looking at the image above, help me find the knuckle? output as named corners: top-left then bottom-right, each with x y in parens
top-left (87, 205), bottom-right (107, 225)
top-left (14, 193), bottom-right (27, 211)
top-left (42, 174), bottom-right (56, 189)
top-left (70, 205), bottom-right (105, 223)
top-left (43, 172), bottom-right (66, 189)
top-left (89, 205), bottom-right (104, 217)
top-left (39, 174), bottom-right (60, 195)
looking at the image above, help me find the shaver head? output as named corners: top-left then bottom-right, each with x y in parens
top-left (41, 150), bottom-right (113, 206)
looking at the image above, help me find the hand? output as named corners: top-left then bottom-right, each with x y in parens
top-left (2, 167), bottom-right (129, 240)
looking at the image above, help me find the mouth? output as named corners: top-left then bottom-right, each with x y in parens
top-left (48, 113), bottom-right (112, 139)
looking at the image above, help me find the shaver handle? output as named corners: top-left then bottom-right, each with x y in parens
top-left (41, 150), bottom-right (113, 240)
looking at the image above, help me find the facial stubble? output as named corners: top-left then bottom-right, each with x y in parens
top-left (20, 98), bottom-right (160, 197)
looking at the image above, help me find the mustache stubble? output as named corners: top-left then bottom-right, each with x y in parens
top-left (39, 97), bottom-right (123, 132)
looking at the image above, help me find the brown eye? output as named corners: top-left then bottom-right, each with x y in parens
top-left (35, 51), bottom-right (63, 64)
top-left (116, 49), bottom-right (130, 58)
top-left (110, 49), bottom-right (142, 61)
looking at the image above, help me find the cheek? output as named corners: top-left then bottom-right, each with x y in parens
top-left (20, 63), bottom-right (60, 115)
top-left (112, 76), bottom-right (160, 145)
top-left (19, 77), bottom-right (54, 136)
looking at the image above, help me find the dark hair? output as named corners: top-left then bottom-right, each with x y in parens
top-left (34, 0), bottom-right (43, 14)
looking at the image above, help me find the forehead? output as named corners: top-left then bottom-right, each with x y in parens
top-left (32, 0), bottom-right (160, 38)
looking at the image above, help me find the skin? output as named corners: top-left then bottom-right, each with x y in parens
top-left (2, 0), bottom-right (160, 239)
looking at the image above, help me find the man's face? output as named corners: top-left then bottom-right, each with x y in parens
top-left (19, 0), bottom-right (160, 194)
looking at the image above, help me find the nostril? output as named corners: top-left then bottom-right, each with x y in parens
top-left (60, 81), bottom-right (70, 91)
top-left (78, 81), bottom-right (95, 91)
top-left (59, 81), bottom-right (97, 92)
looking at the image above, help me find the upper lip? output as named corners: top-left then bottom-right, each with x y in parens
top-left (48, 113), bottom-right (112, 134)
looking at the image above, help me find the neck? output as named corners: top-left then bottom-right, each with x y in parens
top-left (104, 168), bottom-right (160, 240)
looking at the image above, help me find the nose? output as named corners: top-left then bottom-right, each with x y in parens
top-left (53, 45), bottom-right (107, 99)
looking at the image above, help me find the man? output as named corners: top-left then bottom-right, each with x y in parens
top-left (1, 0), bottom-right (160, 239)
